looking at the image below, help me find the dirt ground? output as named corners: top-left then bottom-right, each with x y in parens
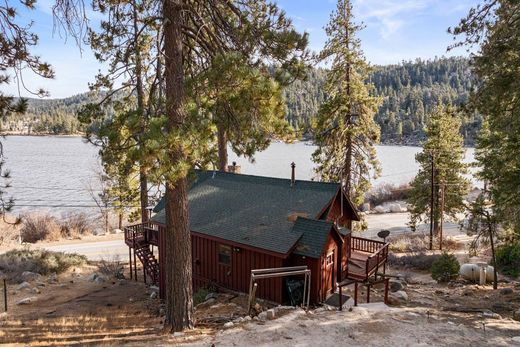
top-left (1, 262), bottom-right (519, 346)
top-left (1, 214), bottom-right (519, 346)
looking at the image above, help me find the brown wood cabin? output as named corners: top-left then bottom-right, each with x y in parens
top-left (124, 169), bottom-right (389, 305)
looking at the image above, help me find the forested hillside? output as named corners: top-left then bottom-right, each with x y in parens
top-left (3, 57), bottom-right (479, 144)
top-left (283, 56), bottom-right (479, 145)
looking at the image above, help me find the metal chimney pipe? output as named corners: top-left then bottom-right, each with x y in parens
top-left (291, 162), bottom-right (296, 187)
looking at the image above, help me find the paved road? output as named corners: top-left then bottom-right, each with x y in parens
top-left (30, 212), bottom-right (466, 261)
top-left (41, 239), bottom-right (129, 261)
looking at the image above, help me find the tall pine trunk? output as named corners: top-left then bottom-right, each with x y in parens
top-left (132, 0), bottom-right (149, 223)
top-left (163, 0), bottom-right (193, 331)
top-left (343, 3), bottom-right (352, 197)
top-left (217, 123), bottom-right (228, 172)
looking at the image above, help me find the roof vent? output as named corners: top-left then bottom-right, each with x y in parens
top-left (227, 161), bottom-right (241, 174)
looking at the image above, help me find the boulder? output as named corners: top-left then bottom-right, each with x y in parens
top-left (459, 263), bottom-right (494, 282)
top-left (204, 292), bottom-right (218, 301)
top-left (258, 311), bottom-right (268, 321)
top-left (31, 287), bottom-right (41, 294)
top-left (48, 273), bottom-right (58, 284)
top-left (20, 271), bottom-right (41, 282)
top-left (374, 205), bottom-right (387, 214)
top-left (0, 312), bottom-right (7, 320)
top-left (150, 291), bottom-right (158, 299)
top-left (17, 282), bottom-right (30, 290)
top-left (360, 203), bottom-right (371, 212)
top-left (389, 280), bottom-right (404, 292)
top-left (513, 309), bottom-right (520, 322)
top-left (512, 336), bottom-right (520, 344)
top-left (17, 296), bottom-right (37, 305)
top-left (223, 321), bottom-right (234, 328)
top-left (266, 309), bottom-right (276, 320)
top-left (492, 302), bottom-right (511, 313)
top-left (387, 290), bottom-right (408, 306)
top-left (389, 204), bottom-right (402, 213)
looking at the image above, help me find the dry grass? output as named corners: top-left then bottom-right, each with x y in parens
top-left (0, 248), bottom-right (87, 281)
top-left (366, 182), bottom-right (411, 206)
top-left (389, 233), bottom-right (462, 253)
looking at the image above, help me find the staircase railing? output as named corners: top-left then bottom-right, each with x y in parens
top-left (346, 237), bottom-right (389, 281)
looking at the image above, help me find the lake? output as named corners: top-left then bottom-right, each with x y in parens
top-left (3, 136), bottom-right (477, 215)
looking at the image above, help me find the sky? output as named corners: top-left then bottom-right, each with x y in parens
top-left (3, 0), bottom-right (478, 99)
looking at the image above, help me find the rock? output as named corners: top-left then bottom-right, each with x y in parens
top-left (389, 203), bottom-right (402, 213)
top-left (492, 302), bottom-right (511, 313)
top-left (172, 332), bottom-right (184, 337)
top-left (500, 287), bottom-right (514, 295)
top-left (94, 276), bottom-right (106, 284)
top-left (48, 273), bottom-right (58, 284)
top-left (149, 285), bottom-right (159, 291)
top-left (87, 273), bottom-right (99, 282)
top-left (150, 291), bottom-right (158, 299)
top-left (513, 309), bottom-right (520, 321)
top-left (389, 280), bottom-right (404, 292)
top-left (112, 228), bottom-right (123, 234)
top-left (374, 205), bottom-right (387, 214)
top-left (223, 321), bottom-right (234, 328)
top-left (20, 271), bottom-right (41, 282)
top-left (17, 296), bottom-right (37, 305)
top-left (266, 309), bottom-right (276, 320)
top-left (0, 312), bottom-right (7, 320)
top-left (512, 337), bottom-right (520, 344)
top-left (36, 282), bottom-right (46, 287)
top-left (388, 290), bottom-right (408, 306)
top-left (258, 311), bottom-right (268, 321)
top-left (360, 203), bottom-right (371, 212)
top-left (31, 287), bottom-right (41, 294)
top-left (17, 282), bottom-right (30, 290)
top-left (204, 292), bottom-right (218, 301)
top-left (459, 263), bottom-right (494, 282)
top-left (243, 316), bottom-right (252, 322)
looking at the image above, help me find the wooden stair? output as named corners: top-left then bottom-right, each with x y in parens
top-left (134, 243), bottom-right (159, 286)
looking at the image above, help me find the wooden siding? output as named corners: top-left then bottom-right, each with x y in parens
top-left (191, 233), bottom-right (284, 303)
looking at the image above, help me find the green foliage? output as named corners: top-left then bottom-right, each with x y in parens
top-left (193, 287), bottom-right (211, 306)
top-left (0, 249), bottom-right (87, 280)
top-left (452, 1), bottom-right (520, 236)
top-left (408, 105), bottom-right (470, 232)
top-left (495, 243), bottom-right (520, 277)
top-left (430, 253), bottom-right (460, 282)
top-left (312, 0), bottom-right (381, 206)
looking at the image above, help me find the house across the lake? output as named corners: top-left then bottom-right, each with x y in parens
top-left (124, 167), bottom-right (389, 304)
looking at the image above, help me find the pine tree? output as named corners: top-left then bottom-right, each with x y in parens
top-left (80, 0), bottom-right (162, 223)
top-left (408, 105), bottom-right (470, 249)
top-left (451, 1), bottom-right (520, 236)
top-left (0, 0), bottom-right (54, 224)
top-left (312, 0), bottom-right (381, 207)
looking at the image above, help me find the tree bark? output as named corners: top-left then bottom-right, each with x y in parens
top-left (132, 0), bottom-right (149, 223)
top-left (343, 3), bottom-right (352, 196)
top-left (163, 0), bottom-right (193, 332)
top-left (217, 123), bottom-right (228, 172)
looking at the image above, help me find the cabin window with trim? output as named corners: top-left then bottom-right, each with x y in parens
top-left (218, 244), bottom-right (232, 266)
top-left (326, 252), bottom-right (334, 266)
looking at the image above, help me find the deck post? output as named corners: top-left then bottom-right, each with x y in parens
top-left (354, 282), bottom-right (358, 306)
top-left (129, 246), bottom-right (133, 280)
top-left (367, 283), bottom-right (371, 303)
top-left (384, 278), bottom-right (389, 305)
top-left (339, 284), bottom-right (342, 311)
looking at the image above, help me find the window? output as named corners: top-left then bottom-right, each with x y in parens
top-left (218, 244), bottom-right (232, 266)
top-left (326, 252), bottom-right (334, 266)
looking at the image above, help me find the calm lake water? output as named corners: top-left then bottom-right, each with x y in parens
top-left (3, 136), bottom-right (477, 215)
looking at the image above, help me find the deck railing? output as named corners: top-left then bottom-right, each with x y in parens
top-left (346, 236), bottom-right (389, 281)
top-left (124, 221), bottom-right (160, 248)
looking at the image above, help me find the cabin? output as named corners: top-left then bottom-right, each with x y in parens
top-left (124, 168), bottom-right (389, 305)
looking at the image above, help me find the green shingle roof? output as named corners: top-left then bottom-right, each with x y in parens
top-left (151, 170), bottom-right (341, 255)
top-left (291, 217), bottom-right (337, 258)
